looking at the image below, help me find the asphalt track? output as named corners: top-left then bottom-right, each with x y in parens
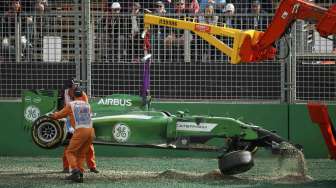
top-left (0, 157), bottom-right (335, 188)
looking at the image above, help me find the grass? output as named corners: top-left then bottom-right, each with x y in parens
top-left (0, 156), bottom-right (335, 188)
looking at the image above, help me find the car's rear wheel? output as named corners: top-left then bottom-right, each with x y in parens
top-left (31, 115), bottom-right (65, 149)
top-left (218, 150), bottom-right (254, 175)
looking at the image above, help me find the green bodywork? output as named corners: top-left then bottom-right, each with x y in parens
top-left (23, 90), bottom-right (58, 131)
top-left (23, 90), bottom-right (280, 154)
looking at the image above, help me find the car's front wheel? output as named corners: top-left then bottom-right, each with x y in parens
top-left (31, 115), bottom-right (65, 149)
top-left (218, 150), bottom-right (254, 175)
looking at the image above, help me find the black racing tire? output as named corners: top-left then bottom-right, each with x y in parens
top-left (218, 150), bottom-right (254, 175)
top-left (31, 115), bottom-right (65, 149)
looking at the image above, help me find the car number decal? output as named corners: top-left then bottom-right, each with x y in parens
top-left (113, 123), bottom-right (130, 143)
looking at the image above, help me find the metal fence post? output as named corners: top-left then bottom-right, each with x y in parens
top-left (74, 0), bottom-right (81, 82)
top-left (15, 13), bottom-right (21, 63)
top-left (184, 30), bottom-right (191, 63)
top-left (82, 0), bottom-right (92, 97)
top-left (279, 38), bottom-right (286, 103)
top-left (289, 24), bottom-right (297, 104)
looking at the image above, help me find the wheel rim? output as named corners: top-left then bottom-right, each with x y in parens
top-left (37, 122), bottom-right (57, 142)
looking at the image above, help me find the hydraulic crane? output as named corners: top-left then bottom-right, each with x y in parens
top-left (143, 0), bottom-right (336, 64)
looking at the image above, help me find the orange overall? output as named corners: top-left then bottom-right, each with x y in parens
top-left (52, 100), bottom-right (95, 173)
top-left (63, 145), bottom-right (96, 170)
top-left (62, 90), bottom-right (97, 170)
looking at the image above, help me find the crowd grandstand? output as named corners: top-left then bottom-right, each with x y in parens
top-left (0, 0), bottom-right (335, 103)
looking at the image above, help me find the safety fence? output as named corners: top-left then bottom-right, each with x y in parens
top-left (0, 0), bottom-right (335, 103)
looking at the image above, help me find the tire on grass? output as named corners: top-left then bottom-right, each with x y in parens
top-left (31, 115), bottom-right (65, 149)
top-left (218, 150), bottom-right (254, 175)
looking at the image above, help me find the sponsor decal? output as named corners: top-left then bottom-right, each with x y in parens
top-left (25, 96), bottom-right (32, 102)
top-left (176, 121), bottom-right (217, 132)
top-left (195, 24), bottom-right (211, 33)
top-left (96, 136), bottom-right (111, 141)
top-left (33, 97), bottom-right (42, 103)
top-left (98, 98), bottom-right (132, 107)
top-left (159, 19), bottom-right (177, 27)
top-left (24, 105), bottom-right (40, 122)
top-left (113, 123), bottom-right (130, 143)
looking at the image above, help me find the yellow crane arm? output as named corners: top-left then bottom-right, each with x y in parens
top-left (143, 14), bottom-right (262, 64)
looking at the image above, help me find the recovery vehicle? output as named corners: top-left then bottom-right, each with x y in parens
top-left (142, 0), bottom-right (336, 64)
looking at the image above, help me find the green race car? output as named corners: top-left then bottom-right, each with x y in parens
top-left (23, 89), bottom-right (297, 175)
top-left (23, 54), bottom-right (299, 175)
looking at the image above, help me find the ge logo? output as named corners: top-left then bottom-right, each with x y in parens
top-left (24, 105), bottom-right (40, 122)
top-left (112, 123), bottom-right (130, 143)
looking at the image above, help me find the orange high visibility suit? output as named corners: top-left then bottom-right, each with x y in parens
top-left (52, 99), bottom-right (95, 173)
top-left (63, 89), bottom-right (97, 170)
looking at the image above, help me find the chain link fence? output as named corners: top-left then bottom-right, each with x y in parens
top-left (0, 0), bottom-right (335, 104)
top-left (0, 0), bottom-right (80, 98)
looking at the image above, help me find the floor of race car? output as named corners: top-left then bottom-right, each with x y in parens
top-left (0, 157), bottom-right (335, 188)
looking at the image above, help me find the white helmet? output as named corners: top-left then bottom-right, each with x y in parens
top-left (111, 2), bottom-right (121, 9)
top-left (2, 37), bottom-right (9, 47)
top-left (21, 36), bottom-right (27, 48)
top-left (225, 3), bottom-right (235, 13)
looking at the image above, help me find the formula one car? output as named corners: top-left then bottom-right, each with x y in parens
top-left (22, 54), bottom-right (300, 175)
top-left (24, 69), bottom-right (297, 176)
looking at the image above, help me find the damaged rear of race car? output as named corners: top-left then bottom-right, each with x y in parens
top-left (23, 89), bottom-right (302, 175)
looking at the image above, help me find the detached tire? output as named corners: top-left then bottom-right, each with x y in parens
top-left (218, 150), bottom-right (254, 175)
top-left (31, 115), bottom-right (65, 149)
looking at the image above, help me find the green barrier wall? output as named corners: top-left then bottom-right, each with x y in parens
top-left (0, 101), bottom-right (331, 158)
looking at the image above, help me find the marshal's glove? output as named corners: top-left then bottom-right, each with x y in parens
top-left (68, 127), bottom-right (75, 134)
